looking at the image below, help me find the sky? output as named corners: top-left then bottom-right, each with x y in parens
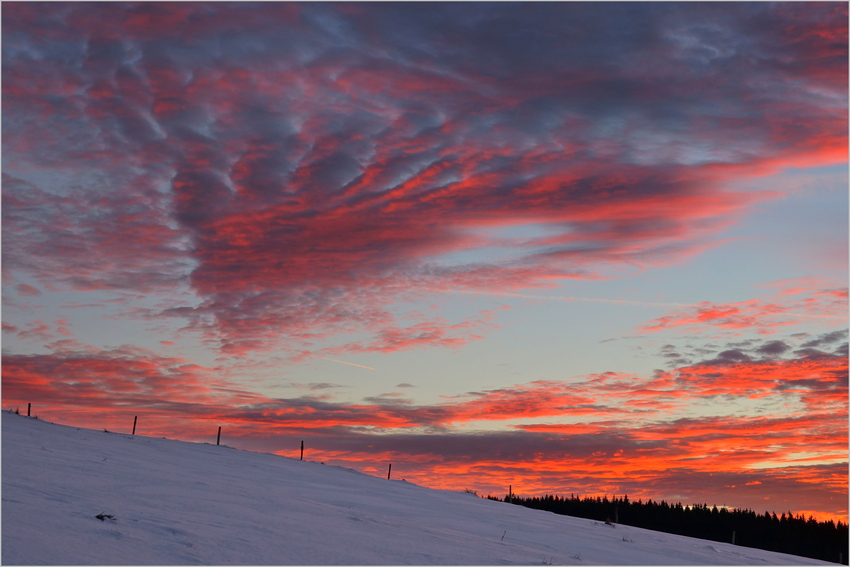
top-left (2, 2), bottom-right (847, 523)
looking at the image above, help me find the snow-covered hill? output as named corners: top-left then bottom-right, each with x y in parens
top-left (1, 412), bottom-right (834, 565)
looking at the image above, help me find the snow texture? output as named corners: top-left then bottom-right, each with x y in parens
top-left (1, 412), bottom-right (835, 565)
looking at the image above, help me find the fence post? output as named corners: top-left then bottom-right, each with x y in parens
top-left (132, 416), bottom-right (137, 435)
top-left (387, 463), bottom-right (392, 479)
top-left (615, 506), bottom-right (618, 524)
top-left (300, 440), bottom-right (304, 461)
top-left (216, 426), bottom-right (221, 446)
top-left (732, 530), bottom-right (735, 545)
top-left (27, 403), bottom-right (31, 417)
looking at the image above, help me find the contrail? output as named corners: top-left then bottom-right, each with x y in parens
top-left (433, 289), bottom-right (693, 308)
top-left (315, 356), bottom-right (377, 370)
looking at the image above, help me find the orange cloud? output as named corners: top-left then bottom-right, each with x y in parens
top-left (4, 3), bottom-right (847, 356)
top-left (2, 0), bottom-right (846, 525)
top-left (639, 285), bottom-right (848, 336)
top-left (4, 339), bottom-right (846, 521)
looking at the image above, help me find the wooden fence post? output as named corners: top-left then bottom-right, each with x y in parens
top-left (216, 426), bottom-right (221, 446)
top-left (27, 403), bottom-right (31, 417)
top-left (132, 416), bottom-right (137, 435)
top-left (387, 463), bottom-right (392, 479)
top-left (300, 440), bottom-right (304, 461)
top-left (732, 530), bottom-right (736, 545)
top-left (509, 484), bottom-right (512, 503)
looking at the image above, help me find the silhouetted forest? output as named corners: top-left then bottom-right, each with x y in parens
top-left (487, 493), bottom-right (848, 564)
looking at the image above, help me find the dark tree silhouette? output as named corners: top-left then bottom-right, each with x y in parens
top-left (487, 493), bottom-right (848, 564)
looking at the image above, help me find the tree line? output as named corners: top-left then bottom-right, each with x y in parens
top-left (487, 493), bottom-right (848, 564)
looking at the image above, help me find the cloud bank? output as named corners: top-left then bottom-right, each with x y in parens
top-left (3, 2), bottom-right (846, 354)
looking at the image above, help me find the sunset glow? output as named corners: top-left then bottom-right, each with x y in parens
top-left (3, 2), bottom-right (847, 524)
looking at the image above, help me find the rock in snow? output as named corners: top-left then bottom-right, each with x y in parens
top-left (1, 412), bottom-right (833, 565)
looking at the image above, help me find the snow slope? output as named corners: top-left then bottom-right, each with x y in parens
top-left (1, 413), bottom-right (834, 565)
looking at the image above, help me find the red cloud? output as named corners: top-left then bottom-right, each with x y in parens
top-left (640, 299), bottom-right (791, 333)
top-left (2, 3), bottom-right (846, 523)
top-left (314, 311), bottom-right (498, 358)
top-left (15, 284), bottom-right (41, 297)
top-left (680, 354), bottom-right (848, 412)
top-left (3, 4), bottom-right (846, 355)
top-left (3, 341), bottom-right (846, 521)
top-left (639, 284), bottom-right (848, 336)
top-left (2, 174), bottom-right (189, 295)
top-left (2, 319), bottom-right (78, 344)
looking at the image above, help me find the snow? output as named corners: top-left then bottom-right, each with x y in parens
top-left (2, 413), bottom-right (835, 565)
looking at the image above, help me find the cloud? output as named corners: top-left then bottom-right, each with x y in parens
top-left (15, 284), bottom-right (41, 297)
top-left (285, 382), bottom-right (349, 391)
top-left (709, 349), bottom-right (753, 364)
top-left (3, 3), bottom-right (846, 355)
top-left (2, 339), bottom-right (846, 520)
top-left (314, 357), bottom-right (376, 371)
top-left (802, 329), bottom-right (849, 348)
top-left (2, 3), bottom-right (846, 523)
top-left (756, 340), bottom-right (791, 357)
top-left (665, 346), bottom-right (848, 413)
top-left (2, 319), bottom-right (77, 344)
top-left (322, 311), bottom-right (498, 357)
top-left (637, 284), bottom-right (848, 336)
top-left (434, 289), bottom-right (692, 308)
top-left (2, 174), bottom-right (192, 294)
top-left (639, 300), bottom-right (793, 334)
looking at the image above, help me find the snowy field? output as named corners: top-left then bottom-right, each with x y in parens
top-left (2, 412), bottom-right (834, 565)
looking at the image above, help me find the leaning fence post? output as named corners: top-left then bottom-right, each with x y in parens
top-left (300, 440), bottom-right (304, 461)
top-left (132, 416), bottom-right (137, 435)
top-left (387, 463), bottom-right (392, 479)
top-left (27, 403), bottom-right (31, 417)
top-left (216, 426), bottom-right (221, 446)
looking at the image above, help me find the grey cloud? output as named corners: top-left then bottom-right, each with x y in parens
top-left (286, 382), bottom-right (349, 391)
top-left (802, 330), bottom-right (848, 348)
top-left (4, 2), bottom-right (845, 355)
top-left (305, 429), bottom-right (662, 464)
top-left (755, 340), bottom-right (790, 357)
top-left (793, 348), bottom-right (829, 359)
top-left (716, 349), bottom-right (751, 362)
top-left (361, 393), bottom-right (414, 406)
top-left (15, 284), bottom-right (41, 297)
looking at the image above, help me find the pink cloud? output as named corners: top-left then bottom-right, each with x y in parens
top-left (15, 284), bottom-right (41, 297)
top-left (3, 342), bottom-right (846, 521)
top-left (3, 3), bottom-right (846, 356)
top-left (638, 284), bottom-right (848, 336)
